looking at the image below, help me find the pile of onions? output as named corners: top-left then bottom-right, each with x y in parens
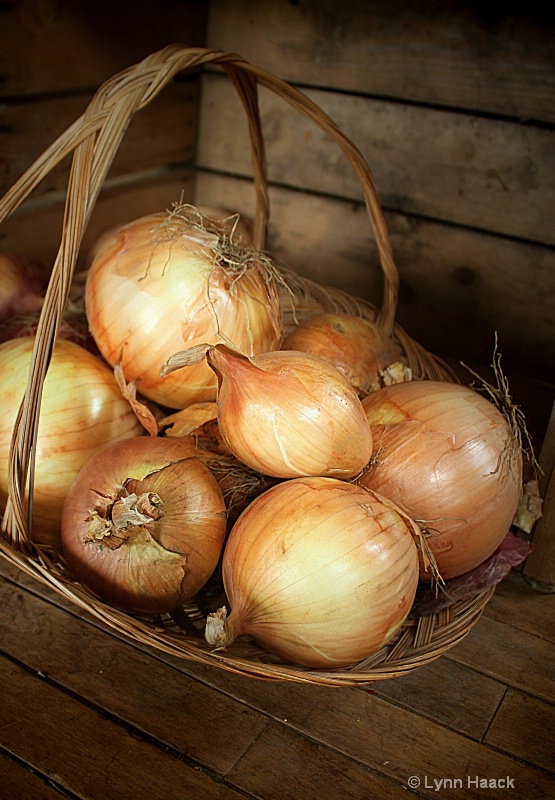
top-left (282, 312), bottom-right (403, 395)
top-left (359, 380), bottom-right (523, 580)
top-left (0, 336), bottom-right (144, 543)
top-left (61, 436), bottom-right (227, 614)
top-left (193, 343), bottom-right (374, 479)
top-left (0, 251), bottom-right (46, 323)
top-left (205, 476), bottom-right (419, 668)
top-left (85, 205), bottom-right (283, 409)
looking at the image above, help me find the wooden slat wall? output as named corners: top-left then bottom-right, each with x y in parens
top-left (196, 0), bottom-right (555, 392)
top-left (0, 0), bottom-right (208, 268)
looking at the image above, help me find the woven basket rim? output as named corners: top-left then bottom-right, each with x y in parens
top-left (0, 45), bottom-right (491, 685)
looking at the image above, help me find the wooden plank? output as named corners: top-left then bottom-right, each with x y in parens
top-left (0, 0), bottom-right (207, 98)
top-left (227, 722), bottom-right (412, 800)
top-left (0, 170), bottom-right (196, 271)
top-left (225, 694), bottom-right (555, 800)
top-left (194, 172), bottom-right (555, 381)
top-left (198, 72), bottom-right (555, 245)
top-left (448, 614), bottom-right (555, 703)
top-left (0, 575), bottom-right (268, 776)
top-left (0, 655), bottom-right (248, 800)
top-left (206, 0), bottom-right (555, 123)
top-left (1, 81), bottom-right (199, 199)
top-left (373, 656), bottom-right (505, 740)
top-left (484, 569), bottom-right (555, 643)
top-left (524, 399), bottom-right (555, 590)
top-left (1, 565), bottom-right (554, 799)
top-left (485, 689), bottom-right (555, 772)
top-left (522, 467), bottom-right (555, 591)
top-left (0, 751), bottom-right (72, 800)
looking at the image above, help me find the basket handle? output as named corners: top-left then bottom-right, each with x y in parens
top-left (0, 45), bottom-right (399, 550)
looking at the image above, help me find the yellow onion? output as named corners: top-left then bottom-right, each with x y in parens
top-left (282, 312), bottom-right (402, 395)
top-left (205, 477), bottom-right (419, 668)
top-left (0, 336), bottom-right (144, 543)
top-left (205, 344), bottom-right (373, 479)
top-left (85, 205), bottom-right (283, 409)
top-left (61, 436), bottom-right (227, 614)
top-left (359, 380), bottom-right (523, 580)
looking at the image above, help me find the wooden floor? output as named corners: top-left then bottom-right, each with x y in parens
top-left (0, 560), bottom-right (552, 800)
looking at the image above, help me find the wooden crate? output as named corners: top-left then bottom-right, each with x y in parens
top-left (0, 3), bottom-right (554, 798)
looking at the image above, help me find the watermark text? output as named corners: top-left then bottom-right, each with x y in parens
top-left (406, 775), bottom-right (515, 791)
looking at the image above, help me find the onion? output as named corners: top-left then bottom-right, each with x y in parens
top-left (85, 204), bottom-right (282, 409)
top-left (0, 251), bottom-right (46, 322)
top-left (359, 380), bottom-right (523, 580)
top-left (205, 477), bottom-right (419, 668)
top-left (61, 436), bottom-right (227, 614)
top-left (0, 336), bottom-right (144, 543)
top-left (203, 344), bottom-right (374, 479)
top-left (282, 312), bottom-right (403, 395)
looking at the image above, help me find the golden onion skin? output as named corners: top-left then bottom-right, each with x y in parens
top-left (360, 380), bottom-right (523, 580)
top-left (282, 312), bottom-right (402, 395)
top-left (85, 211), bottom-right (283, 409)
top-left (206, 476), bottom-right (419, 668)
top-left (208, 346), bottom-right (374, 480)
top-left (0, 336), bottom-right (144, 544)
top-left (61, 436), bottom-right (227, 614)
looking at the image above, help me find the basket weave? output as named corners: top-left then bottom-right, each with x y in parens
top-left (0, 45), bottom-right (493, 686)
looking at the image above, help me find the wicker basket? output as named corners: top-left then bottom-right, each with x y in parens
top-left (0, 45), bottom-right (495, 686)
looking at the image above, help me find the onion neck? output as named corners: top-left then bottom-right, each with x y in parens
top-left (207, 343), bottom-right (268, 389)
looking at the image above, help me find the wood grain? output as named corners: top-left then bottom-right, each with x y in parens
top-left (372, 657), bottom-right (505, 740)
top-left (448, 614), bottom-right (555, 702)
top-left (0, 575), bottom-right (268, 776)
top-left (485, 689), bottom-right (555, 772)
top-left (484, 569), bottom-right (555, 642)
top-left (0, 655), bottom-right (246, 800)
top-left (1, 81), bottom-right (199, 198)
top-left (194, 171), bottom-right (555, 380)
top-left (206, 0), bottom-right (555, 123)
top-left (198, 72), bottom-right (555, 245)
top-left (0, 0), bottom-right (207, 98)
top-left (0, 751), bottom-right (70, 800)
top-left (227, 722), bottom-right (410, 800)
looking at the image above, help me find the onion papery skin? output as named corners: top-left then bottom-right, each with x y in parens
top-left (359, 380), bottom-right (523, 580)
top-left (0, 336), bottom-right (144, 544)
top-left (207, 477), bottom-right (419, 668)
top-left (208, 345), bottom-right (374, 479)
top-left (61, 436), bottom-right (227, 614)
top-left (282, 312), bottom-right (402, 395)
top-left (159, 401), bottom-right (218, 437)
top-left (85, 210), bottom-right (283, 409)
